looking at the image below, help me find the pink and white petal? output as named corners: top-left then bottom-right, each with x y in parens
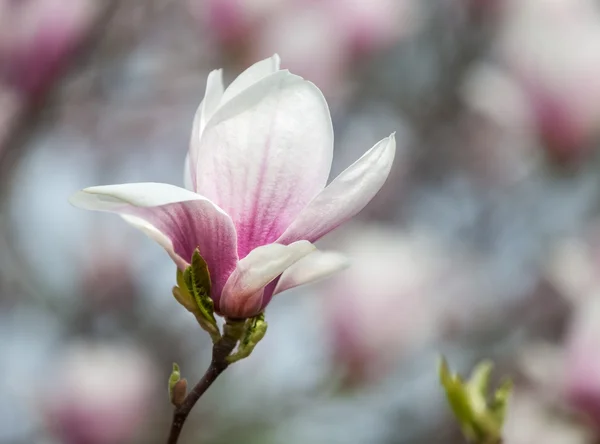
top-left (188, 69), bottom-right (225, 189)
top-left (277, 134), bottom-right (396, 245)
top-left (274, 250), bottom-right (349, 295)
top-left (219, 54), bottom-right (281, 105)
top-left (69, 182), bottom-right (204, 209)
top-left (120, 213), bottom-right (187, 269)
top-left (69, 183), bottom-right (238, 299)
top-left (220, 241), bottom-right (316, 317)
top-left (197, 72), bottom-right (334, 258)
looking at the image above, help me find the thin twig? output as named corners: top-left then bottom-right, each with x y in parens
top-left (166, 329), bottom-right (240, 444)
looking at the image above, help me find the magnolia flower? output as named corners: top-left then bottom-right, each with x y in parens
top-left (70, 55), bottom-right (396, 319)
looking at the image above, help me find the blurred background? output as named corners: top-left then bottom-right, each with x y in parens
top-left (3, 0), bottom-right (600, 443)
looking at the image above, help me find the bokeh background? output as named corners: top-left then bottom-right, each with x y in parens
top-left (2, 0), bottom-right (600, 443)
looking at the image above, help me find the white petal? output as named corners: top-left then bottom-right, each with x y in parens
top-left (188, 69), bottom-right (225, 189)
top-left (183, 153), bottom-right (193, 190)
top-left (274, 251), bottom-right (349, 294)
top-left (196, 73), bottom-right (334, 258)
top-left (69, 183), bottom-right (204, 209)
top-left (200, 69), bottom-right (225, 131)
top-left (277, 133), bottom-right (396, 245)
top-left (69, 183), bottom-right (238, 297)
top-left (219, 240), bottom-right (316, 317)
top-left (220, 54), bottom-right (281, 105)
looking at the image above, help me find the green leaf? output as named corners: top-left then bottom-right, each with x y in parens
top-left (227, 313), bottom-right (268, 363)
top-left (177, 250), bottom-right (221, 342)
top-left (172, 269), bottom-right (197, 312)
top-left (188, 251), bottom-right (216, 320)
top-left (438, 357), bottom-right (512, 444)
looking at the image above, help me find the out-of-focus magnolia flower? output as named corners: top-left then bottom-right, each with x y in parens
top-left (541, 234), bottom-right (600, 427)
top-left (321, 0), bottom-right (416, 55)
top-left (496, 0), bottom-right (600, 163)
top-left (461, 62), bottom-right (539, 184)
top-left (194, 0), bottom-right (290, 46)
top-left (43, 343), bottom-right (156, 444)
top-left (70, 55), bottom-right (396, 319)
top-left (503, 390), bottom-right (595, 444)
top-left (512, 298), bottom-right (600, 434)
top-left (0, 0), bottom-right (98, 97)
top-left (321, 226), bottom-right (451, 384)
top-left (194, 0), bottom-right (418, 96)
top-left (545, 233), bottom-right (600, 306)
top-left (253, 6), bottom-right (350, 95)
top-left (564, 295), bottom-right (600, 426)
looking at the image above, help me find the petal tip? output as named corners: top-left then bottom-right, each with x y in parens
top-left (271, 53), bottom-right (281, 70)
top-left (67, 190), bottom-right (84, 208)
top-left (382, 132), bottom-right (397, 162)
top-left (290, 239), bottom-right (317, 254)
top-left (68, 188), bottom-right (96, 210)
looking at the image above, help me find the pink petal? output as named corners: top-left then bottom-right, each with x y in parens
top-left (196, 71), bottom-right (334, 258)
top-left (69, 183), bottom-right (238, 302)
top-left (277, 134), bottom-right (395, 245)
top-left (219, 241), bottom-right (315, 318)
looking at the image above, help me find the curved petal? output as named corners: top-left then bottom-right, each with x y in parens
top-left (69, 183), bottom-right (238, 299)
top-left (183, 153), bottom-right (193, 190)
top-left (200, 69), bottom-right (225, 131)
top-left (277, 134), bottom-right (396, 245)
top-left (219, 241), bottom-right (315, 318)
top-left (219, 54), bottom-right (280, 105)
top-left (274, 250), bottom-right (349, 295)
top-left (189, 69), bottom-right (225, 189)
top-left (196, 72), bottom-right (334, 258)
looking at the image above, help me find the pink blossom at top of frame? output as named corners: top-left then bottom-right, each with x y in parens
top-left (0, 0), bottom-right (98, 97)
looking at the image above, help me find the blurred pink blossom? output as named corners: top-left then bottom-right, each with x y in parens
top-left (516, 233), bottom-right (600, 434)
top-left (0, 0), bottom-right (98, 98)
top-left (503, 389), bottom-right (594, 444)
top-left (564, 295), bottom-right (600, 426)
top-left (321, 0), bottom-right (415, 55)
top-left (43, 343), bottom-right (156, 444)
top-left (193, 0), bottom-right (419, 95)
top-left (320, 225), bottom-right (454, 385)
top-left (504, 341), bottom-right (597, 443)
top-left (496, 0), bottom-right (600, 163)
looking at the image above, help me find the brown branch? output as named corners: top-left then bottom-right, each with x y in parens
top-left (166, 324), bottom-right (242, 444)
